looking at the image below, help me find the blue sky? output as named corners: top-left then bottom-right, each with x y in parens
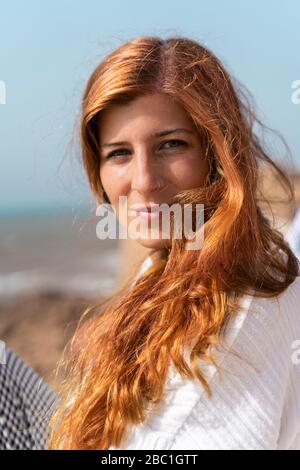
top-left (0, 0), bottom-right (299, 213)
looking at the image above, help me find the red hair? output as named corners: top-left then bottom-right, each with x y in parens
top-left (47, 35), bottom-right (299, 449)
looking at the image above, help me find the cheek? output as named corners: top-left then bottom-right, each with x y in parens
top-left (169, 154), bottom-right (209, 189)
top-left (100, 166), bottom-right (128, 204)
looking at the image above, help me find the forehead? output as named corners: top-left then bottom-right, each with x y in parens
top-left (98, 93), bottom-right (196, 141)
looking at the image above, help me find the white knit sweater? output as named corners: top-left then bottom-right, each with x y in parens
top-left (110, 255), bottom-right (300, 450)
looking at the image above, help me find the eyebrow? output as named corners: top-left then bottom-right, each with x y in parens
top-left (100, 128), bottom-right (196, 148)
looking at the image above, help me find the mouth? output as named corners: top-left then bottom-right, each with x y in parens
top-left (136, 211), bottom-right (161, 220)
top-left (129, 203), bottom-right (173, 216)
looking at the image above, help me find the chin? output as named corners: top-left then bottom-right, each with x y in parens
top-left (134, 236), bottom-right (171, 250)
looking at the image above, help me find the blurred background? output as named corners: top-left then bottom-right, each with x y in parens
top-left (0, 0), bottom-right (300, 390)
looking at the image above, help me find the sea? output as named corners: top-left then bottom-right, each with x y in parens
top-left (0, 206), bottom-right (120, 301)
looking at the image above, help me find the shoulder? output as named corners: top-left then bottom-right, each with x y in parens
top-left (225, 275), bottom-right (300, 369)
top-left (244, 275), bottom-right (300, 342)
top-left (167, 277), bottom-right (300, 450)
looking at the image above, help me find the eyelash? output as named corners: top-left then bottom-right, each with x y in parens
top-left (105, 139), bottom-right (188, 160)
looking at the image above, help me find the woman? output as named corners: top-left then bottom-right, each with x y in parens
top-left (47, 36), bottom-right (300, 450)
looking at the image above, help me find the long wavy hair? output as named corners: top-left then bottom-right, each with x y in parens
top-left (47, 35), bottom-right (299, 449)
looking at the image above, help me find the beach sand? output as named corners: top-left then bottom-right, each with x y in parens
top-left (0, 290), bottom-right (100, 391)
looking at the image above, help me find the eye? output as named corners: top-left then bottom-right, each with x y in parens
top-left (160, 139), bottom-right (187, 150)
top-left (104, 139), bottom-right (187, 161)
top-left (104, 148), bottom-right (130, 160)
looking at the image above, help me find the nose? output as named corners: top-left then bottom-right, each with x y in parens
top-left (131, 151), bottom-right (167, 195)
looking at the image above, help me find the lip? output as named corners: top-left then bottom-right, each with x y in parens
top-left (138, 211), bottom-right (161, 220)
top-left (129, 204), bottom-right (161, 213)
top-left (129, 203), bottom-right (172, 214)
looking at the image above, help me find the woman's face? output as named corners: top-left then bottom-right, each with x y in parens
top-left (98, 93), bottom-right (209, 249)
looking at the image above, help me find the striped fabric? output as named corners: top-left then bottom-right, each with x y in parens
top-left (0, 346), bottom-right (59, 450)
